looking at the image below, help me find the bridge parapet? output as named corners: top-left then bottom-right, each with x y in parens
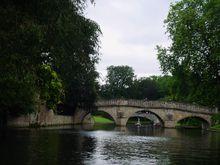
top-left (96, 99), bottom-right (217, 115)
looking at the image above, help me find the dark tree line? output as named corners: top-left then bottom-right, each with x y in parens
top-left (0, 0), bottom-right (101, 118)
top-left (99, 62), bottom-right (219, 110)
top-left (98, 65), bottom-right (173, 101)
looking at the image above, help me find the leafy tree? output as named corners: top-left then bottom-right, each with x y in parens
top-left (46, 0), bottom-right (101, 111)
top-left (0, 0), bottom-right (101, 120)
top-left (130, 77), bottom-right (160, 100)
top-left (101, 65), bottom-right (135, 99)
top-left (211, 113), bottom-right (220, 125)
top-left (0, 0), bottom-right (45, 116)
top-left (150, 76), bottom-right (175, 100)
top-left (37, 65), bottom-right (63, 110)
top-left (157, 0), bottom-right (220, 108)
top-left (98, 66), bottom-right (173, 100)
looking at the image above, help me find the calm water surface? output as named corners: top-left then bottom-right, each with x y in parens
top-left (0, 125), bottom-right (220, 165)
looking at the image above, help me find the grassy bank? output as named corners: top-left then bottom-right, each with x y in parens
top-left (210, 124), bottom-right (220, 131)
top-left (176, 117), bottom-right (203, 129)
top-left (211, 114), bottom-right (220, 131)
top-left (92, 116), bottom-right (153, 125)
top-left (92, 116), bottom-right (114, 124)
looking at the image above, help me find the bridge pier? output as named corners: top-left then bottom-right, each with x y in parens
top-left (115, 118), bottom-right (127, 127)
top-left (164, 120), bottom-right (176, 128)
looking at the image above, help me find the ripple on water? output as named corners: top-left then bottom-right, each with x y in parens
top-left (80, 130), bottom-right (172, 165)
top-left (1, 127), bottom-right (220, 165)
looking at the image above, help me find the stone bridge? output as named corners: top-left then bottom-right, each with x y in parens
top-left (91, 99), bottom-right (217, 128)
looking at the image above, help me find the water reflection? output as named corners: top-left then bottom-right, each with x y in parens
top-left (0, 125), bottom-right (220, 165)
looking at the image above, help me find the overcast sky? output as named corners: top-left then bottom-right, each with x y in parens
top-left (86, 0), bottom-right (174, 81)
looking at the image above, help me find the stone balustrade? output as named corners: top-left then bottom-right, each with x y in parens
top-left (96, 99), bottom-right (217, 115)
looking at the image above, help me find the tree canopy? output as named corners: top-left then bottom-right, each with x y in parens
top-left (0, 0), bottom-right (101, 116)
top-left (157, 0), bottom-right (220, 108)
top-left (100, 65), bottom-right (135, 99)
top-left (98, 65), bottom-right (171, 101)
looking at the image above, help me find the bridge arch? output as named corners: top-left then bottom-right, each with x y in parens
top-left (94, 108), bottom-right (117, 124)
top-left (176, 115), bottom-right (210, 129)
top-left (93, 100), bottom-right (215, 128)
top-left (125, 109), bottom-right (165, 126)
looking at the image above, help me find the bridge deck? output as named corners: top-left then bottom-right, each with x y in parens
top-left (96, 99), bottom-right (217, 115)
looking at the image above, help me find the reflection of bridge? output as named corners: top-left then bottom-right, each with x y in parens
top-left (91, 100), bottom-right (217, 128)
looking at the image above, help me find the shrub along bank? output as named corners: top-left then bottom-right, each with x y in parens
top-left (211, 114), bottom-right (220, 131)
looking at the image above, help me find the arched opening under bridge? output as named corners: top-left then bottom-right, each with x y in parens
top-left (91, 110), bottom-right (116, 125)
top-left (176, 116), bottom-right (210, 129)
top-left (126, 110), bottom-right (164, 127)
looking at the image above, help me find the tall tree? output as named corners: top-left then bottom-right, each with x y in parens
top-left (0, 0), bottom-right (46, 115)
top-left (101, 65), bottom-right (135, 99)
top-left (0, 0), bottom-right (101, 118)
top-left (157, 0), bottom-right (220, 108)
top-left (130, 77), bottom-right (160, 100)
top-left (46, 0), bottom-right (100, 111)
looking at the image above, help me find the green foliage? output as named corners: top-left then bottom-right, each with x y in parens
top-left (157, 0), bottom-right (220, 108)
top-left (37, 65), bottom-right (63, 110)
top-left (177, 117), bottom-right (203, 127)
top-left (99, 65), bottom-right (173, 100)
top-left (0, 0), bottom-right (100, 116)
top-left (211, 124), bottom-right (220, 130)
top-left (0, 0), bottom-right (44, 115)
top-left (92, 116), bottom-right (114, 124)
top-left (46, 0), bottom-right (101, 111)
top-left (0, 73), bottom-right (37, 115)
top-left (100, 65), bottom-right (135, 99)
top-left (211, 114), bottom-right (220, 125)
top-left (150, 75), bottom-right (175, 100)
top-left (107, 65), bottom-right (135, 89)
top-left (130, 77), bottom-right (160, 100)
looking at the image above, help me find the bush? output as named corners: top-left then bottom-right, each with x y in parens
top-left (211, 114), bottom-right (220, 125)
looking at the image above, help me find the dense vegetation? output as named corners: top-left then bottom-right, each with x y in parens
top-left (0, 0), bottom-right (219, 129)
top-left (98, 65), bottom-right (175, 101)
top-left (211, 113), bottom-right (220, 130)
top-left (176, 117), bottom-right (204, 128)
top-left (0, 0), bottom-right (100, 119)
top-left (157, 0), bottom-right (220, 109)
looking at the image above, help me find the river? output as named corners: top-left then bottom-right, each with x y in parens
top-left (0, 125), bottom-right (220, 165)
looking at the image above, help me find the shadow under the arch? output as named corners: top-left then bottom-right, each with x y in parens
top-left (176, 116), bottom-right (210, 130)
top-left (126, 110), bottom-right (164, 128)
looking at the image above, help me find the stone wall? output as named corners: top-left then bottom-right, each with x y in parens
top-left (7, 111), bottom-right (73, 127)
top-left (7, 109), bottom-right (93, 128)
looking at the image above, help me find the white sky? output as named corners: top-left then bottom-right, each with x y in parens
top-left (86, 0), bottom-right (174, 82)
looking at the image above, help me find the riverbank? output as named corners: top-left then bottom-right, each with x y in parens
top-left (210, 124), bottom-right (220, 132)
top-left (127, 117), bottom-right (152, 125)
top-left (92, 116), bottom-right (114, 124)
top-left (91, 116), bottom-right (154, 125)
top-left (6, 109), bottom-right (92, 128)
